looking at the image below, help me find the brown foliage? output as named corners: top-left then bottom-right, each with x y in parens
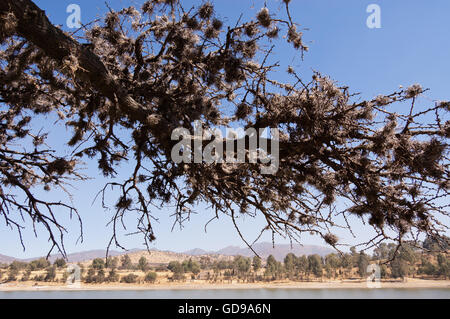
top-left (0, 0), bottom-right (448, 258)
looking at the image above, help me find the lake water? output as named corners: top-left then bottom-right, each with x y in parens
top-left (1, 288), bottom-right (449, 299)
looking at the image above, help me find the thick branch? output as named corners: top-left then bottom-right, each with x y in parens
top-left (0, 0), bottom-right (160, 126)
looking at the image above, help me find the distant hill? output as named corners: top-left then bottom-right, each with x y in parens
top-left (0, 254), bottom-right (17, 264)
top-left (0, 249), bottom-right (138, 264)
top-left (39, 249), bottom-right (137, 263)
top-left (0, 248), bottom-right (232, 266)
top-left (1, 242), bottom-right (333, 265)
top-left (183, 242), bottom-right (334, 261)
top-left (183, 248), bottom-right (209, 255)
top-left (92, 249), bottom-right (234, 267)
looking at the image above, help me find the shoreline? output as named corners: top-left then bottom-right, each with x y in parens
top-left (1, 279), bottom-right (449, 292)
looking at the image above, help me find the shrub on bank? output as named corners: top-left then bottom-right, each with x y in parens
top-left (120, 273), bottom-right (139, 283)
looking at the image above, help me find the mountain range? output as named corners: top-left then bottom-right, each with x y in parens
top-left (183, 242), bottom-right (334, 261)
top-left (0, 249), bottom-right (133, 264)
top-left (0, 242), bottom-right (333, 264)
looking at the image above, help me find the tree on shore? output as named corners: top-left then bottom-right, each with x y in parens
top-left (21, 268), bottom-right (32, 282)
top-left (373, 243), bottom-right (392, 261)
top-left (106, 257), bottom-right (119, 270)
top-left (168, 261), bottom-right (185, 281)
top-left (6, 268), bottom-right (19, 282)
top-left (107, 268), bottom-right (119, 283)
top-left (389, 245), bottom-right (417, 280)
top-left (252, 256), bottom-right (262, 273)
top-left (96, 269), bottom-right (106, 283)
top-left (28, 258), bottom-right (50, 271)
top-left (54, 258), bottom-right (66, 268)
top-left (144, 271), bottom-right (157, 283)
top-left (85, 268), bottom-right (96, 283)
top-left (120, 255), bottom-right (133, 270)
top-left (295, 255), bottom-right (308, 281)
top-left (423, 236), bottom-right (450, 252)
top-left (233, 256), bottom-right (251, 281)
top-left (44, 265), bottom-right (57, 282)
top-left (9, 261), bottom-right (28, 272)
top-left (284, 253), bottom-right (296, 280)
top-left (138, 256), bottom-right (150, 272)
top-left (436, 254), bottom-right (450, 279)
top-left (357, 252), bottom-right (370, 278)
top-left (308, 255), bottom-right (323, 279)
top-left (325, 253), bottom-right (340, 279)
top-left (120, 273), bottom-right (139, 284)
top-left (92, 258), bottom-right (106, 270)
top-left (264, 255), bottom-right (278, 280)
top-left (339, 253), bottom-right (353, 278)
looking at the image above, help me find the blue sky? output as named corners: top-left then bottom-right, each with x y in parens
top-left (1, 0), bottom-right (449, 258)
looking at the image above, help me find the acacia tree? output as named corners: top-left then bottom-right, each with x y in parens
top-left (325, 253), bottom-right (340, 279)
top-left (92, 258), bottom-right (105, 270)
top-left (252, 256), bottom-right (262, 273)
top-left (138, 256), bottom-right (149, 272)
top-left (120, 254), bottom-right (133, 270)
top-left (357, 252), bottom-right (370, 278)
top-left (284, 253), bottom-right (296, 279)
top-left (0, 0), bottom-right (449, 258)
top-left (308, 254), bottom-right (323, 279)
top-left (295, 255), bottom-right (308, 280)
